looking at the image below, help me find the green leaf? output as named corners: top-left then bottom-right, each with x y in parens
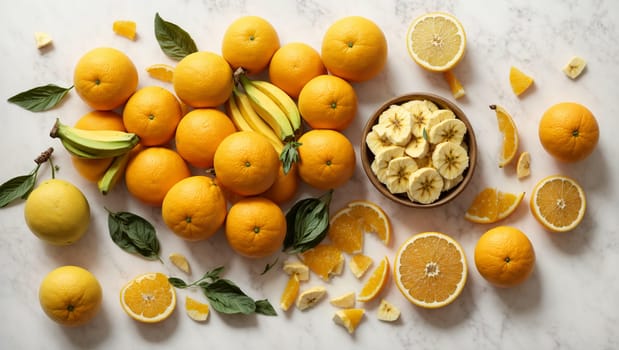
top-left (254, 299), bottom-right (277, 316)
top-left (422, 127), bottom-right (429, 141)
top-left (107, 210), bottom-right (161, 260)
top-left (260, 257), bottom-right (279, 276)
top-left (7, 84), bottom-right (72, 112)
top-left (279, 141), bottom-right (302, 175)
top-left (284, 190), bottom-right (333, 253)
top-left (203, 279), bottom-right (257, 314)
top-left (168, 277), bottom-right (188, 288)
top-left (0, 168), bottom-right (38, 208)
top-left (154, 13), bottom-right (198, 60)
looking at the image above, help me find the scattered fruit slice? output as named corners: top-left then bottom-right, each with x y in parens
top-left (333, 308), bottom-right (365, 334)
top-left (146, 64), bottom-right (175, 83)
top-left (168, 252), bottom-right (190, 274)
top-left (401, 100), bottom-right (432, 137)
top-left (375, 105), bottom-right (413, 146)
top-left (431, 142), bottom-right (469, 180)
top-left (443, 70), bottom-right (466, 99)
top-left (120, 272), bottom-right (176, 323)
top-left (428, 118), bottom-right (467, 145)
top-left (516, 152), bottom-right (531, 179)
top-left (365, 129), bottom-right (392, 155)
top-left (406, 12), bottom-right (467, 72)
top-left (530, 175), bottom-right (586, 232)
top-left (490, 104), bottom-right (519, 168)
top-left (464, 188), bottom-right (525, 224)
top-left (357, 256), bottom-right (390, 302)
top-left (296, 286), bottom-right (327, 311)
top-left (299, 244), bottom-right (344, 281)
top-left (328, 200), bottom-right (392, 253)
top-left (34, 32), bottom-right (53, 49)
top-left (509, 66), bottom-right (534, 96)
top-left (282, 260), bottom-right (310, 281)
top-left (407, 167), bottom-right (444, 204)
top-left (330, 292), bottom-right (356, 308)
top-left (394, 232), bottom-right (467, 308)
top-left (113, 20), bottom-right (137, 40)
top-left (349, 254), bottom-right (373, 279)
top-left (185, 296), bottom-right (209, 321)
top-left (280, 274), bottom-right (300, 311)
top-left (377, 299), bottom-right (400, 322)
top-left (562, 56), bottom-right (587, 79)
top-left (385, 156), bottom-right (419, 194)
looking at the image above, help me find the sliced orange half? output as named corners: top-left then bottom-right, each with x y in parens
top-left (299, 244), bottom-right (344, 281)
top-left (185, 296), bottom-right (209, 321)
top-left (394, 232), bottom-right (467, 308)
top-left (490, 104), bottom-right (519, 167)
top-left (146, 64), bottom-right (175, 83)
top-left (509, 66), bottom-right (534, 96)
top-left (328, 200), bottom-right (392, 254)
top-left (530, 175), bottom-right (586, 232)
top-left (357, 256), bottom-right (389, 302)
top-left (464, 188), bottom-right (525, 224)
top-left (120, 272), bottom-right (176, 323)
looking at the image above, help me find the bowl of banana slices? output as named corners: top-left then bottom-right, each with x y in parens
top-left (361, 93), bottom-right (477, 208)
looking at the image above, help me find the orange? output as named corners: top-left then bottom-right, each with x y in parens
top-left (185, 296), bottom-right (209, 322)
top-left (225, 197), bottom-right (287, 258)
top-left (297, 75), bottom-right (358, 131)
top-left (443, 70), bottom-right (465, 99)
top-left (509, 66), bottom-right (534, 96)
top-left (333, 308), bottom-right (365, 334)
top-left (279, 274), bottom-right (300, 311)
top-left (297, 129), bottom-right (356, 190)
top-left (71, 110), bottom-right (126, 182)
top-left (321, 16), bottom-right (387, 82)
top-left (125, 147), bottom-right (191, 206)
top-left (530, 175), bottom-right (586, 232)
top-left (268, 42), bottom-right (326, 99)
top-left (538, 102), bottom-right (599, 162)
top-left (175, 109), bottom-right (237, 168)
top-left (464, 188), bottom-right (525, 224)
top-left (112, 20), bottom-right (136, 40)
top-left (213, 131), bottom-right (279, 196)
top-left (490, 104), bottom-right (519, 167)
top-left (146, 64), bottom-right (174, 83)
top-left (394, 232), bottom-right (467, 308)
top-left (122, 86), bottom-right (182, 146)
top-left (222, 16), bottom-right (280, 75)
top-left (162, 176), bottom-right (227, 241)
top-left (261, 162), bottom-right (299, 204)
top-left (299, 244), bottom-right (344, 281)
top-left (73, 47), bottom-right (138, 110)
top-left (328, 200), bottom-right (392, 254)
top-left (349, 254), bottom-right (373, 278)
top-left (474, 226), bottom-right (535, 288)
top-left (173, 51), bottom-right (233, 108)
top-left (357, 256), bottom-right (389, 302)
top-left (120, 272), bottom-right (176, 323)
top-left (38, 266), bottom-right (102, 326)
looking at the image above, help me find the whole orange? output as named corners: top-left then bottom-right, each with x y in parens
top-left (125, 147), bottom-right (191, 206)
top-left (173, 51), bottom-right (233, 108)
top-left (297, 129), bottom-right (356, 190)
top-left (162, 176), bottom-right (227, 241)
top-left (225, 196), bottom-right (286, 258)
top-left (261, 162), bottom-right (299, 204)
top-left (297, 75), bottom-right (358, 131)
top-left (175, 109), bottom-right (237, 168)
top-left (73, 47), bottom-right (138, 110)
top-left (321, 16), bottom-right (388, 82)
top-left (71, 110), bottom-right (126, 182)
top-left (474, 226), bottom-right (535, 288)
top-left (538, 102), bottom-right (599, 162)
top-left (213, 131), bottom-right (279, 196)
top-left (268, 42), bottom-right (326, 99)
top-left (222, 16), bottom-right (280, 75)
top-left (122, 86), bottom-right (182, 146)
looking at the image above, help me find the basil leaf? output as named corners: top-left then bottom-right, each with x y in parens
top-left (203, 279), bottom-right (256, 314)
top-left (0, 171), bottom-right (37, 208)
top-left (154, 13), bottom-right (198, 60)
top-left (7, 84), bottom-right (72, 112)
top-left (107, 210), bottom-right (161, 260)
top-left (284, 190), bottom-right (333, 253)
top-left (254, 299), bottom-right (277, 316)
top-left (279, 141), bottom-right (302, 175)
top-left (168, 277), bottom-right (188, 288)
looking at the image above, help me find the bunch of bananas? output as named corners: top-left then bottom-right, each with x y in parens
top-left (225, 73), bottom-right (301, 173)
top-left (49, 118), bottom-right (140, 194)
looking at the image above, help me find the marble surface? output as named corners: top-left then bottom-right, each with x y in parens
top-left (1, 0), bottom-right (619, 349)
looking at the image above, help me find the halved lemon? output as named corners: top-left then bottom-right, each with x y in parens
top-left (530, 175), bottom-right (586, 232)
top-left (490, 104), bottom-right (519, 167)
top-left (120, 272), bottom-right (176, 323)
top-left (464, 188), bottom-right (525, 224)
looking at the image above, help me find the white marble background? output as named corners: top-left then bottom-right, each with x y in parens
top-left (1, 0), bottom-right (618, 349)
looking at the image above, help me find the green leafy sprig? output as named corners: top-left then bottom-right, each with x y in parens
top-left (0, 147), bottom-right (55, 208)
top-left (7, 84), bottom-right (72, 112)
top-left (154, 13), bottom-right (198, 60)
top-left (283, 190), bottom-right (333, 253)
top-left (106, 209), bottom-right (162, 261)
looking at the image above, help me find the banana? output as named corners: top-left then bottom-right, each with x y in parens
top-left (442, 174), bottom-right (463, 192)
top-left (365, 129), bottom-right (392, 155)
top-left (50, 118), bottom-right (140, 159)
top-left (370, 145), bottom-right (405, 184)
top-left (283, 260), bottom-right (310, 281)
top-left (241, 76), bottom-right (301, 132)
top-left (428, 118), bottom-right (467, 145)
top-left (401, 100), bottom-right (432, 137)
top-left (240, 76), bottom-right (295, 141)
top-left (407, 167), bottom-right (444, 204)
top-left (97, 151), bottom-right (131, 195)
top-left (374, 105), bottom-right (412, 146)
top-left (423, 100), bottom-right (439, 112)
top-left (225, 93), bottom-right (253, 132)
top-left (404, 133), bottom-right (429, 159)
top-left (296, 286), bottom-right (327, 311)
top-left (426, 109), bottom-right (455, 134)
top-left (384, 156), bottom-right (419, 194)
top-left (562, 56), bottom-right (587, 79)
top-left (431, 142), bottom-right (469, 180)
top-left (377, 299), bottom-right (400, 322)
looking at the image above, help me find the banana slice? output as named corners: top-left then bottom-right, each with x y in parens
top-left (407, 167), bottom-right (444, 204)
top-left (330, 292), bottom-right (356, 308)
top-left (426, 109), bottom-right (455, 134)
top-left (374, 105), bottom-right (412, 146)
top-left (442, 174), bottom-right (463, 192)
top-left (404, 133), bottom-right (429, 159)
top-left (283, 260), bottom-right (310, 281)
top-left (365, 129), bottom-right (392, 155)
top-left (428, 118), bottom-right (467, 145)
top-left (401, 100), bottom-right (432, 137)
top-left (377, 299), bottom-right (400, 322)
top-left (432, 142), bottom-right (469, 180)
top-left (423, 100), bottom-right (439, 112)
top-left (562, 56), bottom-right (587, 79)
top-left (371, 146), bottom-right (405, 183)
top-left (296, 286), bottom-right (327, 311)
top-left (385, 156), bottom-right (419, 194)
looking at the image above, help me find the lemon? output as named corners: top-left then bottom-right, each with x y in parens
top-left (24, 179), bottom-right (90, 245)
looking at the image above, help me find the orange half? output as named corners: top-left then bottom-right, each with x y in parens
top-left (530, 175), bottom-right (586, 232)
top-left (120, 272), bottom-right (176, 323)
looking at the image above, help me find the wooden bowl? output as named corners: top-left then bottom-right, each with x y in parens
top-left (361, 93), bottom-right (477, 208)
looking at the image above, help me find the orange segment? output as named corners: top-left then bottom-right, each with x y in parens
top-left (279, 274), bottom-right (300, 311)
top-left (333, 308), bottom-right (365, 334)
top-left (299, 244), bottom-right (344, 281)
top-left (443, 70), bottom-right (466, 99)
top-left (394, 232), bottom-right (467, 308)
top-left (464, 188), bottom-right (525, 224)
top-left (509, 66), bottom-right (534, 96)
top-left (120, 272), bottom-right (176, 323)
top-left (185, 296), bottom-right (209, 321)
top-left (113, 20), bottom-right (137, 40)
top-left (328, 200), bottom-right (391, 253)
top-left (349, 254), bottom-right (373, 279)
top-left (490, 104), bottom-right (519, 167)
top-left (530, 175), bottom-right (586, 232)
top-left (357, 256), bottom-right (389, 302)
top-left (146, 64), bottom-right (175, 83)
